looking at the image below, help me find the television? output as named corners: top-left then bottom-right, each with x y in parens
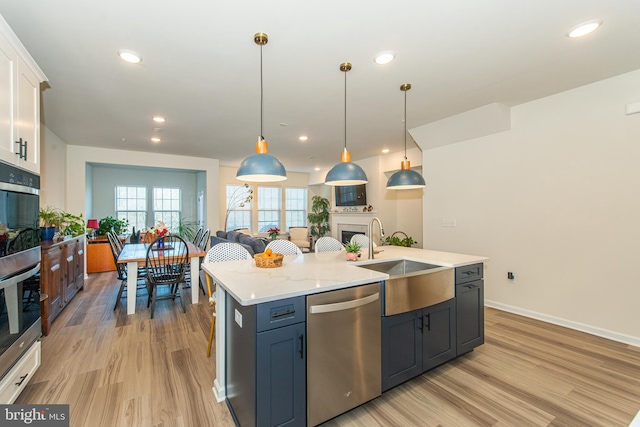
top-left (335, 184), bottom-right (367, 207)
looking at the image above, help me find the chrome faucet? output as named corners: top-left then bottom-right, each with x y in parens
top-left (368, 217), bottom-right (384, 259)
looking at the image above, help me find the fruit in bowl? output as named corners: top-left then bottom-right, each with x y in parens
top-left (255, 248), bottom-right (284, 268)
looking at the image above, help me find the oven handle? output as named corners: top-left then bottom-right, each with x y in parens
top-left (0, 263), bottom-right (40, 291)
top-left (309, 293), bottom-right (379, 314)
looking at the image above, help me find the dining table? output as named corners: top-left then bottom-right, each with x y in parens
top-left (117, 241), bottom-right (205, 315)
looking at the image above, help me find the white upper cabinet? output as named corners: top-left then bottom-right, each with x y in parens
top-left (0, 15), bottom-right (47, 174)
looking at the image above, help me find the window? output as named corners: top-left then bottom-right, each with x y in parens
top-left (115, 186), bottom-right (147, 232)
top-left (153, 187), bottom-right (181, 232)
top-left (225, 185), bottom-right (252, 231)
top-left (257, 187), bottom-right (281, 232)
top-left (285, 188), bottom-right (308, 230)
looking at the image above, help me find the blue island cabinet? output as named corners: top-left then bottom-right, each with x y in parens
top-left (226, 294), bottom-right (306, 427)
top-left (381, 299), bottom-right (457, 392)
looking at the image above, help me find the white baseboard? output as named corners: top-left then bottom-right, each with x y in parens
top-left (485, 300), bottom-right (640, 348)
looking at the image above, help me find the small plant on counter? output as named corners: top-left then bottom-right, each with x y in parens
top-left (384, 232), bottom-right (416, 247)
top-left (39, 206), bottom-right (62, 229)
top-left (344, 241), bottom-right (361, 253)
top-left (59, 211), bottom-right (85, 237)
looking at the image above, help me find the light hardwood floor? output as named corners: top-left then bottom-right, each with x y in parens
top-left (17, 272), bottom-right (640, 426)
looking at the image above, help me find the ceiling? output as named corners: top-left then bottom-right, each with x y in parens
top-left (2, 1), bottom-right (640, 174)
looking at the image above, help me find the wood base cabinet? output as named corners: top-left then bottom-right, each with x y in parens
top-left (40, 236), bottom-right (85, 335)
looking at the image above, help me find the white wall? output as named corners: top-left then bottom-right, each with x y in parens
top-left (89, 164), bottom-right (199, 227)
top-left (420, 69), bottom-right (640, 344)
top-left (65, 146), bottom-right (219, 233)
top-left (40, 126), bottom-right (67, 209)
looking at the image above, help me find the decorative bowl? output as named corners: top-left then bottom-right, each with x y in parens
top-left (254, 252), bottom-right (284, 268)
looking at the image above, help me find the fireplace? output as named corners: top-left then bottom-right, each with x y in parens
top-left (336, 223), bottom-right (368, 245)
top-left (341, 230), bottom-right (365, 245)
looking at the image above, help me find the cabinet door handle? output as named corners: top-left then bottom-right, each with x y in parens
top-left (23, 140), bottom-right (28, 161)
top-left (418, 315), bottom-right (424, 333)
top-left (272, 309), bottom-right (295, 319)
top-left (299, 334), bottom-right (304, 359)
top-left (15, 373), bottom-right (28, 387)
top-left (465, 284), bottom-right (480, 290)
top-left (426, 313), bottom-right (431, 331)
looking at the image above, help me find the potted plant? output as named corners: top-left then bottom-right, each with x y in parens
top-left (59, 211), bottom-right (86, 237)
top-left (384, 232), bottom-right (416, 247)
top-left (97, 216), bottom-right (129, 236)
top-left (267, 227), bottom-right (280, 241)
top-left (39, 206), bottom-right (61, 240)
top-left (308, 196), bottom-right (330, 243)
top-left (344, 241), bottom-right (361, 261)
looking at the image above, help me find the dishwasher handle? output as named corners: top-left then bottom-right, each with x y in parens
top-left (309, 293), bottom-right (379, 314)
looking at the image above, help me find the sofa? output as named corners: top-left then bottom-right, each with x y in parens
top-left (210, 230), bottom-right (268, 256)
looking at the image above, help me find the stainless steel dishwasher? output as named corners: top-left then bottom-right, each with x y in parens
top-left (306, 283), bottom-right (381, 427)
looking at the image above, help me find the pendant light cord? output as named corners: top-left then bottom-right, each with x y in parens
top-left (403, 88), bottom-right (408, 161)
top-left (260, 44), bottom-right (264, 138)
top-left (344, 69), bottom-right (347, 150)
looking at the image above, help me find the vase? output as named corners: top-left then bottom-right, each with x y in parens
top-left (41, 226), bottom-right (55, 241)
top-left (157, 237), bottom-right (165, 249)
top-left (346, 252), bottom-right (358, 261)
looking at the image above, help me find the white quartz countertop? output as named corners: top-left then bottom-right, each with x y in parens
top-left (202, 245), bottom-right (488, 306)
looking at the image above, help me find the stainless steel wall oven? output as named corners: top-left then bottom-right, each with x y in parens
top-left (0, 162), bottom-right (41, 381)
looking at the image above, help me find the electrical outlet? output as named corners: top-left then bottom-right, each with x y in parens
top-left (442, 219), bottom-right (456, 227)
top-left (507, 272), bottom-right (517, 283)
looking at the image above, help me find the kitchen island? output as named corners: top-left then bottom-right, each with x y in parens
top-left (202, 246), bottom-right (488, 426)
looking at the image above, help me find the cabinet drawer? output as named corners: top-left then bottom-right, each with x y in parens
top-left (256, 296), bottom-right (305, 332)
top-left (455, 263), bottom-right (483, 284)
top-left (0, 341), bottom-right (41, 404)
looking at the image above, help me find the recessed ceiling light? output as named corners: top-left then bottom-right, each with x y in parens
top-left (151, 137), bottom-right (161, 143)
top-left (152, 116), bottom-right (166, 123)
top-left (381, 149), bottom-right (390, 154)
top-left (374, 51), bottom-right (396, 65)
top-left (314, 167), bottom-right (320, 171)
top-left (118, 49), bottom-right (142, 64)
top-left (299, 136), bottom-right (308, 141)
top-left (567, 19), bottom-right (602, 38)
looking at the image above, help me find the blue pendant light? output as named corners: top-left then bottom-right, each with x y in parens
top-left (387, 83), bottom-right (426, 190)
top-left (237, 33), bottom-right (287, 183)
top-left (325, 62), bottom-right (368, 186)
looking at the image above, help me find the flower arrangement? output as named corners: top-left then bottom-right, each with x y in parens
top-left (149, 221), bottom-right (169, 237)
top-left (267, 227), bottom-right (280, 240)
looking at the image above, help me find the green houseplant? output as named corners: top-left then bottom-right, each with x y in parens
top-left (384, 232), bottom-right (416, 247)
top-left (98, 216), bottom-right (129, 236)
top-left (59, 211), bottom-right (85, 237)
top-left (307, 196), bottom-right (330, 242)
top-left (344, 241), bottom-right (361, 261)
top-left (39, 206), bottom-right (62, 240)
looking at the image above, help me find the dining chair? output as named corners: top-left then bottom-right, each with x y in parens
top-left (314, 236), bottom-right (345, 253)
top-left (202, 242), bottom-right (252, 357)
top-left (187, 228), bottom-right (210, 295)
top-left (288, 226), bottom-right (312, 252)
top-left (265, 239), bottom-right (303, 256)
top-left (350, 233), bottom-right (376, 248)
top-left (192, 227), bottom-right (204, 245)
top-left (109, 231), bottom-right (147, 311)
top-left (145, 235), bottom-right (189, 319)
